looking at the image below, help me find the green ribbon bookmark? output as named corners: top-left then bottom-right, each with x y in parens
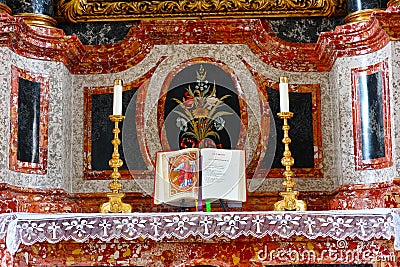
top-left (205, 200), bottom-right (211, 212)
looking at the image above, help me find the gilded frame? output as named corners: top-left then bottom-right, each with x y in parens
top-left (56, 0), bottom-right (346, 23)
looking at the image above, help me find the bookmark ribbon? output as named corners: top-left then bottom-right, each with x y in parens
top-left (205, 200), bottom-right (211, 212)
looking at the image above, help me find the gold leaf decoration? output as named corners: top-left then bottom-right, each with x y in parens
top-left (56, 0), bottom-right (346, 23)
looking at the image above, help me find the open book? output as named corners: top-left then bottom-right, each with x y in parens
top-left (154, 148), bottom-right (246, 205)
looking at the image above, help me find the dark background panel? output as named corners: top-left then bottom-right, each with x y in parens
top-left (359, 71), bottom-right (385, 160)
top-left (266, 87), bottom-right (314, 169)
top-left (91, 88), bottom-right (141, 170)
top-left (17, 77), bottom-right (41, 163)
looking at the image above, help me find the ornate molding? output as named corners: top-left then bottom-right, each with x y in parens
top-left (55, 0), bottom-right (346, 23)
top-left (0, 13), bottom-right (394, 74)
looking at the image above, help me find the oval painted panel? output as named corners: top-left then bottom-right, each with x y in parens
top-left (158, 59), bottom-right (247, 151)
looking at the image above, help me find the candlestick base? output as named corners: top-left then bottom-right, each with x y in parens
top-left (274, 190), bottom-right (307, 211)
top-left (100, 192), bottom-right (132, 213)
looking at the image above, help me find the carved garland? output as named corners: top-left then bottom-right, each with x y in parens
top-left (56, 0), bottom-right (346, 23)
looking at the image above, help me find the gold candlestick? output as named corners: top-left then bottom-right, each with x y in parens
top-left (273, 111), bottom-right (307, 211)
top-left (100, 114), bottom-right (132, 213)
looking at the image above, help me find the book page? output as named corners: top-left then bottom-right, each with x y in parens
top-left (153, 152), bottom-right (166, 204)
top-left (154, 148), bottom-right (200, 204)
top-left (200, 148), bottom-right (246, 201)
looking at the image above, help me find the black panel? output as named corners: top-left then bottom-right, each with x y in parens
top-left (347, 0), bottom-right (389, 13)
top-left (359, 71), bottom-right (385, 160)
top-left (91, 89), bottom-right (137, 171)
top-left (58, 22), bottom-right (135, 45)
top-left (17, 78), bottom-right (41, 163)
top-left (266, 87), bottom-right (314, 168)
top-left (266, 17), bottom-right (343, 43)
top-left (7, 0), bottom-right (54, 16)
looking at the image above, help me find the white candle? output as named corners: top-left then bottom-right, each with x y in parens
top-left (279, 76), bottom-right (289, 112)
top-left (113, 79), bottom-right (123, 115)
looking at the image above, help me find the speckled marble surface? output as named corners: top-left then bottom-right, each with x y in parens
top-left (0, 48), bottom-right (71, 190)
top-left (69, 43), bottom-right (395, 194)
top-left (268, 17), bottom-right (343, 43)
top-left (67, 43), bottom-right (334, 193)
top-left (7, 0), bottom-right (54, 16)
top-left (1, 11), bottom-right (400, 267)
top-left (331, 44), bottom-right (395, 186)
top-left (391, 41), bottom-right (400, 179)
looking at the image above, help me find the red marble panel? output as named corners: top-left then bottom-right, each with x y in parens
top-left (9, 66), bottom-right (50, 174)
top-left (0, 243), bottom-right (13, 267)
top-left (351, 60), bottom-right (392, 170)
top-left (2, 178), bottom-right (400, 213)
top-left (0, 11), bottom-right (397, 74)
top-left (7, 238), bottom-right (397, 266)
top-left (329, 181), bottom-right (393, 210)
top-left (384, 178), bottom-right (400, 208)
top-left (135, 80), bottom-right (155, 169)
top-left (75, 178), bottom-right (400, 211)
top-left (0, 183), bottom-right (81, 213)
top-left (318, 17), bottom-right (390, 59)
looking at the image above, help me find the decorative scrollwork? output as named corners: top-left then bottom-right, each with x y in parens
top-left (55, 0), bottom-right (346, 23)
top-left (56, 0), bottom-right (86, 23)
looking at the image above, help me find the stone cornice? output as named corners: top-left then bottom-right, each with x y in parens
top-left (0, 12), bottom-right (397, 74)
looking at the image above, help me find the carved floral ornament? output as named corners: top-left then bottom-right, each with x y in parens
top-left (55, 0), bottom-right (346, 23)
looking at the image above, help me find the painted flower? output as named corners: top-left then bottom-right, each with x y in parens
top-left (176, 117), bottom-right (188, 131)
top-left (213, 117), bottom-right (225, 131)
top-left (205, 96), bottom-right (219, 109)
top-left (183, 92), bottom-right (195, 108)
top-left (172, 65), bottom-right (233, 148)
top-left (192, 107), bottom-right (209, 118)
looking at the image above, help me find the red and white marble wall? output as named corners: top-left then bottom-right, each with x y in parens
top-left (0, 47), bottom-right (72, 190)
top-left (330, 45), bottom-right (395, 185)
top-left (392, 41), bottom-right (400, 178)
top-left (68, 23), bottom-right (333, 196)
top-left (0, 8), bottom-right (399, 211)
